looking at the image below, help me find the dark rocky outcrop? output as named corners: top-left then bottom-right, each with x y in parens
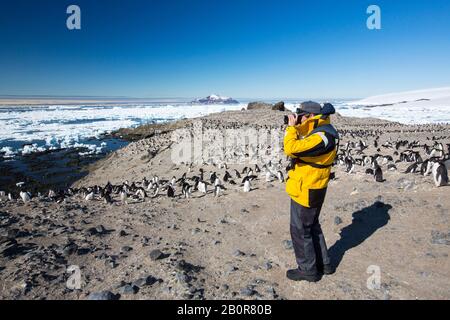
top-left (247, 101), bottom-right (286, 111)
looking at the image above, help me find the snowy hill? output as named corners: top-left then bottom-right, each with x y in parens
top-left (192, 94), bottom-right (239, 105)
top-left (350, 87), bottom-right (450, 107)
top-left (339, 87), bottom-right (450, 124)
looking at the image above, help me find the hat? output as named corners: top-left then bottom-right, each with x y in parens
top-left (297, 101), bottom-right (322, 115)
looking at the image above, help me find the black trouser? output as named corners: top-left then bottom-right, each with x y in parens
top-left (290, 199), bottom-right (330, 275)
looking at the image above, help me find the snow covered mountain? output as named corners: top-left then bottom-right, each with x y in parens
top-left (192, 94), bottom-right (239, 105)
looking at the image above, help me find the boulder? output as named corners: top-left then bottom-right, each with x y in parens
top-left (272, 101), bottom-right (286, 111)
top-left (247, 102), bottom-right (272, 110)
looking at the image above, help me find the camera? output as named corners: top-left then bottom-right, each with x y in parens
top-left (283, 108), bottom-right (305, 125)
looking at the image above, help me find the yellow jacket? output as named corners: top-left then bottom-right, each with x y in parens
top-left (284, 115), bottom-right (338, 208)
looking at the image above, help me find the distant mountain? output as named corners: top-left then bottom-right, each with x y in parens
top-left (192, 94), bottom-right (239, 105)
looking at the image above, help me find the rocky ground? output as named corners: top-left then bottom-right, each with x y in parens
top-left (1, 109), bottom-right (449, 300)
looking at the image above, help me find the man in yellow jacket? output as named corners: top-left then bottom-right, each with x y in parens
top-left (284, 101), bottom-right (339, 282)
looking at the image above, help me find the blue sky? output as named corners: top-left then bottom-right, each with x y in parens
top-left (0, 0), bottom-right (449, 99)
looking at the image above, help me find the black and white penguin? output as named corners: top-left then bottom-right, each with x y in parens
top-left (277, 170), bottom-right (284, 183)
top-left (243, 177), bottom-right (251, 192)
top-left (182, 183), bottom-right (192, 199)
top-left (85, 191), bottom-right (95, 201)
top-left (432, 162), bottom-right (448, 187)
top-left (374, 165), bottom-right (384, 182)
top-left (198, 180), bottom-right (207, 194)
top-left (167, 185), bottom-right (175, 198)
top-left (120, 189), bottom-right (128, 205)
top-left (223, 171), bottom-right (231, 182)
top-left (214, 184), bottom-right (226, 197)
top-left (20, 190), bottom-right (31, 203)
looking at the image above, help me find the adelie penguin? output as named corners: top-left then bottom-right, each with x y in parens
top-left (432, 162), bottom-right (449, 187)
top-left (20, 191), bottom-right (31, 203)
top-left (374, 165), bottom-right (384, 182)
top-left (182, 183), bottom-right (192, 199)
top-left (214, 184), bottom-right (226, 197)
top-left (243, 178), bottom-right (251, 193)
top-left (167, 185), bottom-right (175, 198)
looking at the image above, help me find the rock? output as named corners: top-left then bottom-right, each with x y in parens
top-left (334, 216), bottom-right (343, 225)
top-left (119, 230), bottom-right (128, 237)
top-left (262, 262), bottom-right (273, 270)
top-left (282, 240), bottom-right (293, 250)
top-left (62, 242), bottom-right (78, 256)
top-left (247, 102), bottom-right (273, 110)
top-left (431, 231), bottom-right (450, 245)
top-left (233, 249), bottom-right (246, 257)
top-left (240, 287), bottom-right (256, 297)
top-left (86, 225), bottom-right (108, 236)
top-left (118, 284), bottom-right (139, 295)
top-left (149, 249), bottom-right (165, 261)
top-left (271, 101), bottom-right (286, 111)
top-left (87, 291), bottom-right (118, 300)
top-left (121, 246), bottom-right (133, 253)
top-left (132, 275), bottom-right (158, 287)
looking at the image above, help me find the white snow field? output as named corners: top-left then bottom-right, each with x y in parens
top-left (339, 87), bottom-right (450, 124)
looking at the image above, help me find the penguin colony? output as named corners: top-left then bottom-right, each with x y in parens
top-left (1, 113), bottom-right (449, 205)
top-left (0, 162), bottom-right (286, 205)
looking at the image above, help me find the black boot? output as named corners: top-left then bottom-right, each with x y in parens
top-left (323, 264), bottom-right (336, 275)
top-left (286, 269), bottom-right (320, 282)
top-left (317, 264), bottom-right (336, 275)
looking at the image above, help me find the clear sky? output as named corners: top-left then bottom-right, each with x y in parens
top-left (1, 0), bottom-right (449, 99)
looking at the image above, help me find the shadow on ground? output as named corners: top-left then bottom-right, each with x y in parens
top-left (328, 201), bottom-right (392, 269)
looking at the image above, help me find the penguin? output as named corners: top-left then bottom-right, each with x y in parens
top-left (374, 166), bottom-right (384, 182)
top-left (365, 168), bottom-right (374, 175)
top-left (214, 184), bottom-right (226, 197)
top-left (198, 181), bottom-right (207, 194)
top-left (149, 184), bottom-right (159, 198)
top-left (182, 183), bottom-right (192, 199)
top-left (167, 185), bottom-right (175, 198)
top-left (8, 193), bottom-right (15, 201)
top-left (265, 171), bottom-right (273, 182)
top-left (20, 191), bottom-right (31, 203)
top-left (103, 191), bottom-right (113, 204)
top-left (120, 190), bottom-right (128, 205)
top-left (136, 188), bottom-right (147, 199)
top-left (85, 191), bottom-right (95, 201)
top-left (223, 171), bottom-right (231, 182)
top-left (277, 170), bottom-right (284, 183)
top-left (405, 163), bottom-right (418, 174)
top-left (432, 162), bottom-right (448, 187)
top-left (243, 178), bottom-right (251, 193)
top-left (210, 172), bottom-right (217, 184)
top-left (387, 163), bottom-right (397, 171)
top-left (255, 164), bottom-right (261, 173)
top-left (234, 169), bottom-right (241, 179)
